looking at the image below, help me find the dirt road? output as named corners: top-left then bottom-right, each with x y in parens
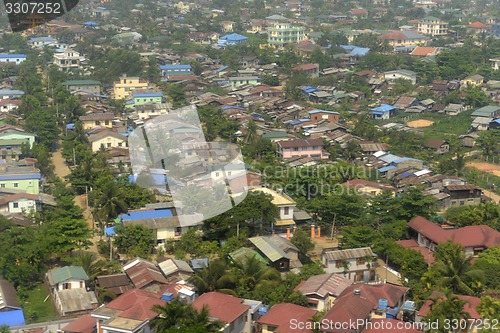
top-left (483, 189), bottom-right (500, 204)
top-left (466, 161), bottom-right (500, 177)
top-left (51, 143), bottom-right (101, 254)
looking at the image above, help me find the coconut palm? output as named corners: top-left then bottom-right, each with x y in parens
top-left (232, 254), bottom-right (281, 293)
top-left (150, 298), bottom-right (223, 333)
top-left (433, 241), bottom-right (484, 295)
top-left (188, 259), bottom-right (237, 295)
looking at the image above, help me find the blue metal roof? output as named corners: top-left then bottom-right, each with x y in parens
top-left (119, 209), bottom-right (173, 221)
top-left (309, 109), bottom-right (339, 115)
top-left (300, 86), bottom-right (318, 93)
top-left (0, 54), bottom-right (26, 59)
top-left (105, 226), bottom-right (116, 236)
top-left (349, 47), bottom-right (370, 57)
top-left (159, 64), bottom-right (192, 70)
top-left (378, 165), bottom-right (396, 173)
top-left (66, 123), bottom-right (75, 130)
top-left (84, 21), bottom-right (98, 25)
top-left (491, 118), bottom-right (500, 124)
top-left (340, 45), bottom-right (355, 51)
top-left (191, 258), bottom-right (209, 269)
top-left (0, 309), bottom-right (25, 326)
top-left (220, 33), bottom-right (248, 41)
top-left (371, 104), bottom-right (395, 113)
top-left (132, 92), bottom-right (164, 98)
top-left (216, 65), bottom-right (229, 73)
top-left (0, 173), bottom-right (41, 181)
top-left (0, 90), bottom-right (24, 95)
top-left (290, 120), bottom-right (304, 125)
top-left (29, 37), bottom-right (56, 42)
top-left (222, 105), bottom-right (245, 110)
top-left (379, 154), bottom-right (401, 164)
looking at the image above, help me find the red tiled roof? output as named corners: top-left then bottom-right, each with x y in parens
top-left (417, 292), bottom-right (481, 318)
top-left (257, 303), bottom-right (317, 333)
top-left (350, 9), bottom-right (368, 15)
top-left (322, 292), bottom-right (373, 333)
top-left (408, 216), bottom-right (500, 248)
top-left (467, 21), bottom-right (488, 29)
top-left (362, 318), bottom-right (421, 333)
top-left (0, 99), bottom-right (21, 106)
top-left (62, 314), bottom-right (96, 333)
top-left (117, 297), bottom-right (165, 321)
top-left (0, 193), bottom-right (39, 206)
top-left (396, 239), bottom-right (436, 265)
top-left (191, 292), bottom-right (249, 324)
top-left (410, 46), bottom-right (437, 56)
top-left (378, 31), bottom-right (407, 40)
top-left (337, 284), bottom-right (409, 310)
top-left (291, 63), bottom-right (319, 71)
top-left (106, 288), bottom-right (162, 311)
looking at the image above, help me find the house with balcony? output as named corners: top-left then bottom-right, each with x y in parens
top-left (53, 49), bottom-right (82, 72)
top-left (406, 216), bottom-right (500, 256)
top-left (113, 75), bottom-right (149, 100)
top-left (79, 112), bottom-right (116, 130)
top-left (0, 53), bottom-right (26, 65)
top-left (417, 16), bottom-right (448, 36)
top-left (322, 247), bottom-right (377, 282)
top-left (251, 187), bottom-right (297, 230)
top-left (276, 138), bottom-right (326, 160)
top-left (46, 266), bottom-right (98, 316)
top-left (88, 129), bottom-right (128, 153)
top-left (295, 273), bottom-right (352, 311)
top-left (268, 24), bottom-right (306, 47)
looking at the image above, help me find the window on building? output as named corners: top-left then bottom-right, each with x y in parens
top-left (13, 183), bottom-right (18, 188)
top-left (284, 207), bottom-right (289, 215)
top-left (13, 203), bottom-right (19, 208)
top-left (80, 281), bottom-right (84, 288)
top-left (0, 184), bottom-right (4, 188)
top-left (107, 143), bottom-right (112, 148)
top-left (118, 142), bottom-right (123, 147)
top-left (105, 121), bottom-right (109, 125)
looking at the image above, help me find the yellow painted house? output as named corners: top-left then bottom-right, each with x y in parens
top-left (378, 30), bottom-right (427, 47)
top-left (113, 75), bottom-right (149, 100)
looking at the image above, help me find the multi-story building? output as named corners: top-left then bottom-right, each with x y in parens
top-left (53, 49), bottom-right (82, 72)
top-left (276, 138), bottom-right (326, 159)
top-left (0, 164), bottom-right (40, 194)
top-left (267, 24), bottom-right (306, 47)
top-left (113, 75), bottom-right (149, 100)
top-left (125, 92), bottom-right (164, 108)
top-left (417, 16), bottom-right (448, 36)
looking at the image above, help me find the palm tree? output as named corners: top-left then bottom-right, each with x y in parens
top-left (94, 180), bottom-right (128, 229)
top-left (150, 298), bottom-right (223, 333)
top-left (425, 289), bottom-right (470, 333)
top-left (433, 241), bottom-right (483, 295)
top-left (243, 120), bottom-right (258, 145)
top-left (188, 259), bottom-right (237, 295)
top-left (71, 251), bottom-right (107, 288)
top-left (232, 254), bottom-right (281, 293)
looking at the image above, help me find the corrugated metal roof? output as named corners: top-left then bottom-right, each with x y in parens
top-left (249, 236), bottom-right (289, 262)
top-left (48, 266), bottom-right (88, 285)
top-left (323, 247), bottom-right (374, 261)
top-left (297, 273), bottom-right (352, 298)
top-left (158, 259), bottom-right (193, 277)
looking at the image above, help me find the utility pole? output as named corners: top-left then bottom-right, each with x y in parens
top-left (330, 213), bottom-right (336, 239)
top-left (110, 237), bottom-right (113, 261)
top-left (237, 222), bottom-right (239, 237)
top-left (73, 147), bottom-right (76, 166)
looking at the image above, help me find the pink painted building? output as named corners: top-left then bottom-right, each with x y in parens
top-left (277, 138), bottom-right (325, 159)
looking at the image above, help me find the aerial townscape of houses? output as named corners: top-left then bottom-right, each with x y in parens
top-left (1, 0), bottom-right (500, 332)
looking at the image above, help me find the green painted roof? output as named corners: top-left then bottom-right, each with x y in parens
top-left (62, 80), bottom-right (101, 86)
top-left (471, 105), bottom-right (500, 117)
top-left (229, 247), bottom-right (267, 265)
top-left (249, 236), bottom-right (289, 262)
top-left (49, 266), bottom-right (88, 284)
top-left (262, 131), bottom-right (289, 139)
